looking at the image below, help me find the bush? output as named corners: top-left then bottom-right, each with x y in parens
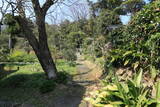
top-left (8, 50), bottom-right (37, 62)
top-left (104, 1), bottom-right (160, 71)
top-left (68, 61), bottom-right (76, 67)
top-left (39, 80), bottom-right (56, 94)
top-left (82, 37), bottom-right (93, 55)
top-left (55, 72), bottom-right (69, 84)
top-left (0, 74), bottom-right (29, 88)
top-left (62, 49), bottom-right (77, 61)
top-left (39, 72), bottom-right (69, 93)
top-left (0, 34), bottom-right (10, 62)
top-left (0, 48), bottom-right (9, 62)
top-left (85, 70), bottom-right (160, 106)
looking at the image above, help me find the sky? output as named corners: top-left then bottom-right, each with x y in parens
top-left (120, 0), bottom-right (149, 24)
top-left (43, 0), bottom-right (149, 24)
top-left (0, 0), bottom-right (150, 25)
top-left (43, 0), bottom-right (130, 24)
top-left (44, 0), bottom-right (93, 24)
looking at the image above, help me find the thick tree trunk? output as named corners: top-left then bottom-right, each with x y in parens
top-left (36, 13), bottom-right (58, 79)
top-left (0, 64), bottom-right (4, 71)
top-left (18, 17), bottom-right (57, 79)
top-left (35, 47), bottom-right (57, 79)
top-left (16, 0), bottom-right (58, 79)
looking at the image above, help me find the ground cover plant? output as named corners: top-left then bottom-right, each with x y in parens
top-left (85, 69), bottom-right (160, 107)
top-left (0, 58), bottom-right (76, 105)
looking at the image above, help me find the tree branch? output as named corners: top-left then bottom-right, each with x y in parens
top-left (31, 0), bottom-right (41, 16)
top-left (42, 0), bottom-right (58, 15)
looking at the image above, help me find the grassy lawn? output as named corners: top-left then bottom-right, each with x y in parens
top-left (0, 59), bottom-right (78, 106)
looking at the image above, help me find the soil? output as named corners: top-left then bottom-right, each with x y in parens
top-left (50, 54), bottom-right (102, 107)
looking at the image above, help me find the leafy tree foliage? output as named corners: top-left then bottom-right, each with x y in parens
top-left (85, 1), bottom-right (160, 106)
top-left (0, 33), bottom-right (10, 62)
top-left (105, 0), bottom-right (160, 71)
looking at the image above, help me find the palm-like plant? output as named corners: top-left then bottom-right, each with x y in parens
top-left (85, 69), bottom-right (160, 107)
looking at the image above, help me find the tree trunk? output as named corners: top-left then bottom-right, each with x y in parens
top-left (35, 47), bottom-right (57, 79)
top-left (0, 64), bottom-right (4, 71)
top-left (37, 13), bottom-right (58, 79)
top-left (18, 17), bottom-right (57, 79)
top-left (16, 0), bottom-right (58, 79)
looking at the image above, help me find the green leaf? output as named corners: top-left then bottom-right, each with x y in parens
top-left (109, 101), bottom-right (124, 105)
top-left (132, 61), bottom-right (139, 71)
top-left (120, 83), bottom-right (129, 93)
top-left (123, 51), bottom-right (133, 57)
top-left (111, 56), bottom-right (116, 63)
top-left (135, 69), bottom-right (143, 87)
top-left (156, 81), bottom-right (160, 100)
top-left (146, 99), bottom-right (157, 105)
top-left (137, 90), bottom-right (148, 106)
top-left (150, 66), bottom-right (157, 79)
top-left (124, 60), bottom-right (130, 66)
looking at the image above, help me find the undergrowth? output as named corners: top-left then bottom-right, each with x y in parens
top-left (0, 59), bottom-right (76, 105)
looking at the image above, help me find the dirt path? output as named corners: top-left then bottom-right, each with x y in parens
top-left (74, 54), bottom-right (102, 85)
top-left (52, 54), bottom-right (102, 107)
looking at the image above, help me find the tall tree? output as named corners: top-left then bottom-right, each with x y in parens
top-left (122, 0), bottom-right (145, 15)
top-left (3, 0), bottom-right (59, 79)
top-left (20, 0), bottom-right (58, 79)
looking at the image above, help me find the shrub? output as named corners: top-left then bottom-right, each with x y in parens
top-left (105, 0), bottom-right (160, 71)
top-left (62, 49), bottom-right (77, 61)
top-left (39, 72), bottom-right (69, 93)
top-left (55, 72), bottom-right (69, 84)
top-left (0, 34), bottom-right (10, 62)
top-left (85, 69), bottom-right (159, 106)
top-left (0, 74), bottom-right (29, 88)
top-left (67, 31), bottom-right (85, 49)
top-left (39, 80), bottom-right (56, 94)
top-left (82, 37), bottom-right (93, 55)
top-left (68, 61), bottom-right (76, 67)
top-left (8, 50), bottom-right (37, 62)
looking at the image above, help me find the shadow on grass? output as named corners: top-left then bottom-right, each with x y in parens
top-left (0, 72), bottom-right (87, 107)
top-left (0, 64), bottom-right (19, 80)
top-left (0, 63), bottom-right (36, 79)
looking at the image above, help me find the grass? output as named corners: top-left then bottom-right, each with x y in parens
top-left (0, 59), bottom-right (77, 106)
top-left (56, 60), bottom-right (77, 75)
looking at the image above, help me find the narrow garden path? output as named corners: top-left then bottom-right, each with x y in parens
top-left (52, 54), bottom-right (102, 107)
top-left (74, 54), bottom-right (102, 86)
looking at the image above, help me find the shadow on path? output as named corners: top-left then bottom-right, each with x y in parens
top-left (0, 64), bottom-right (19, 79)
top-left (51, 84), bottom-right (87, 107)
